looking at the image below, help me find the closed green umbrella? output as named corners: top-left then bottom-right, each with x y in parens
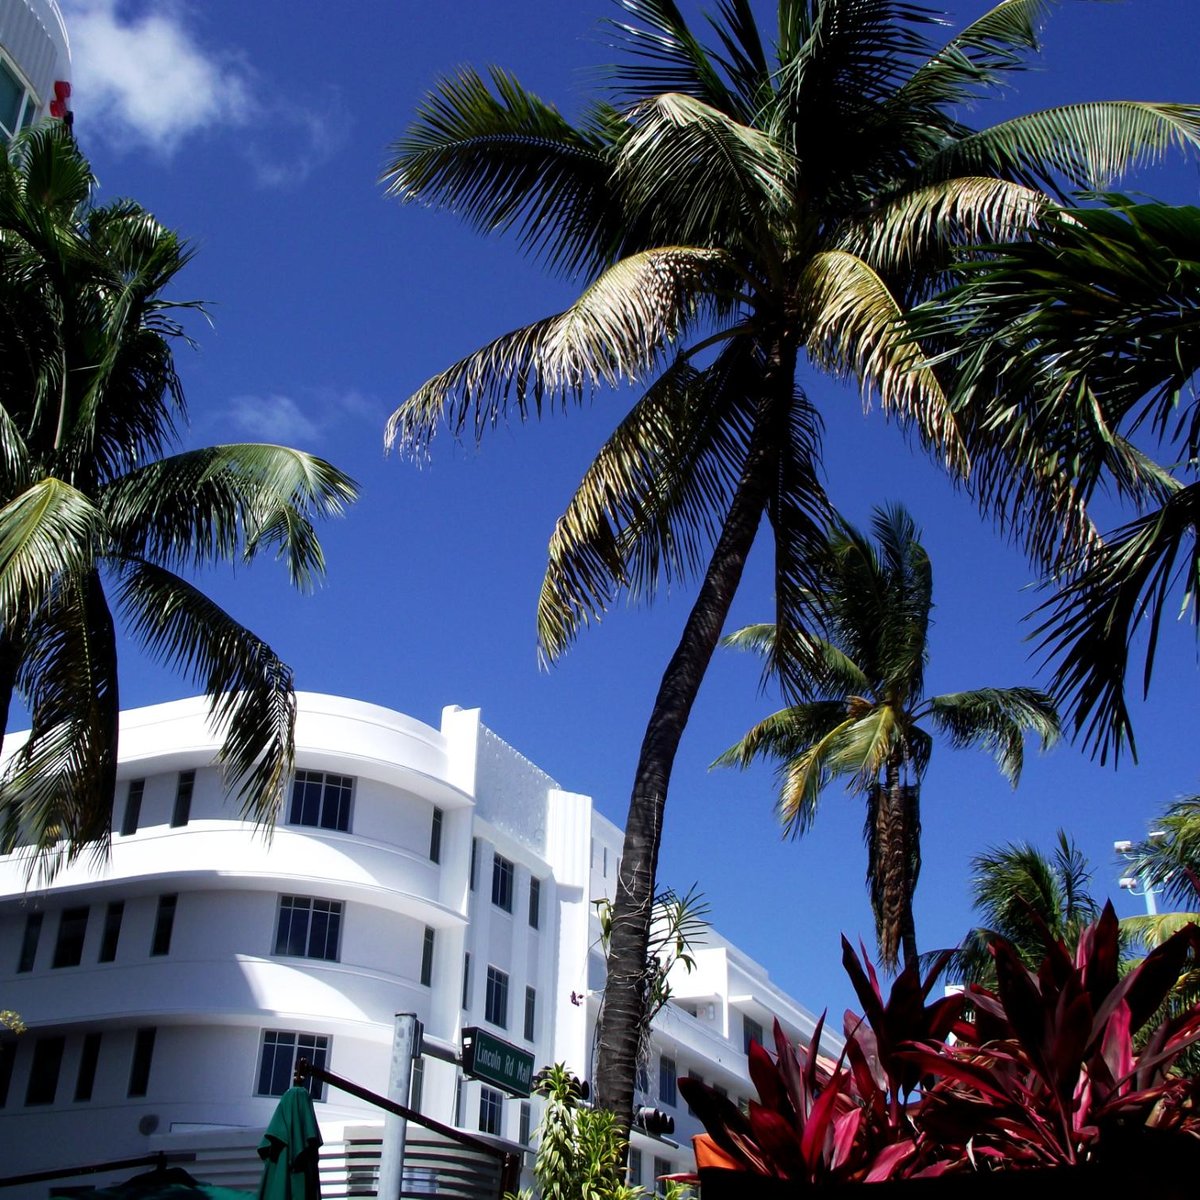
top-left (257, 1087), bottom-right (323, 1200)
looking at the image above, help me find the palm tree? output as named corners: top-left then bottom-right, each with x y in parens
top-left (950, 831), bottom-right (1099, 984)
top-left (384, 0), bottom-right (1200, 1120)
top-left (0, 126), bottom-right (357, 873)
top-left (716, 505), bottom-right (1060, 969)
top-left (916, 198), bottom-right (1200, 762)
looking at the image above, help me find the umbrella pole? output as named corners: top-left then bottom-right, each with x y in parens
top-left (376, 1013), bottom-right (422, 1200)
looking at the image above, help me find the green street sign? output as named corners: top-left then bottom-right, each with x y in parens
top-left (461, 1026), bottom-right (535, 1098)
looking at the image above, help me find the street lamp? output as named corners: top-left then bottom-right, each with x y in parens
top-left (1115, 831), bottom-right (1166, 916)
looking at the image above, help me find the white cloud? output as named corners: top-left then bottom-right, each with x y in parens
top-left (225, 394), bottom-right (321, 445)
top-left (63, 0), bottom-right (251, 155)
top-left (61, 1), bottom-right (346, 183)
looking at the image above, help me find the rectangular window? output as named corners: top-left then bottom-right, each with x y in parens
top-left (485, 966), bottom-right (509, 1029)
top-left (0, 1038), bottom-right (15, 1108)
top-left (479, 1085), bottom-right (503, 1135)
top-left (462, 952), bottom-right (471, 1010)
top-left (528, 878), bottom-right (540, 929)
top-left (519, 1100), bottom-right (531, 1146)
top-left (420, 926), bottom-right (435, 987)
top-left (288, 770), bottom-right (353, 832)
top-left (411, 1057), bottom-right (424, 1113)
top-left (686, 1070), bottom-right (703, 1116)
top-left (659, 1056), bottom-right (677, 1107)
top-left (454, 1074), bottom-right (465, 1127)
top-left (52, 907), bottom-right (89, 968)
top-left (128, 1027), bottom-right (156, 1097)
top-left (257, 1031), bottom-right (329, 1101)
top-left (274, 896), bottom-right (342, 962)
top-left (120, 779), bottom-right (144, 836)
top-left (469, 838), bottom-right (478, 890)
top-left (524, 986), bottom-right (536, 1042)
top-left (98, 901), bottom-right (124, 963)
top-left (171, 770), bottom-right (195, 827)
top-left (429, 807), bottom-right (443, 863)
top-left (26, 1036), bottom-right (65, 1105)
top-left (17, 911), bottom-right (42, 972)
top-left (628, 1148), bottom-right (643, 1186)
top-left (491, 854), bottom-right (513, 912)
top-left (742, 1015), bottom-right (764, 1056)
top-left (75, 1032), bottom-right (102, 1102)
top-left (654, 1156), bottom-right (672, 1197)
top-left (151, 895), bottom-right (177, 957)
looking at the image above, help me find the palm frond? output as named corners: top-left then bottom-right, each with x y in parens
top-left (1123, 912), bottom-right (1200, 952)
top-left (115, 559), bottom-right (295, 825)
top-left (0, 478), bottom-right (102, 621)
top-left (387, 247), bottom-right (735, 456)
top-left (384, 67), bottom-right (621, 276)
top-left (800, 250), bottom-right (966, 473)
top-left (926, 686), bottom-right (1060, 784)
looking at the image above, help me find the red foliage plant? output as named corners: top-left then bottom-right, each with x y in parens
top-left (678, 904), bottom-right (1200, 1182)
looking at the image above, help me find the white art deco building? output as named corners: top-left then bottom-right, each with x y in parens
top-left (0, 0), bottom-right (71, 142)
top-left (0, 695), bottom-right (827, 1194)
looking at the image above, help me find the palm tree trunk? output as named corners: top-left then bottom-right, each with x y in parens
top-left (873, 757), bottom-right (920, 971)
top-left (593, 341), bottom-right (794, 1126)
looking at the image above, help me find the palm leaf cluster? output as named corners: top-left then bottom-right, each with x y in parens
top-left (384, 0), bottom-right (1200, 1118)
top-left (0, 127), bottom-right (357, 873)
top-left (916, 199), bottom-right (1200, 762)
top-left (718, 505), bottom-right (1059, 969)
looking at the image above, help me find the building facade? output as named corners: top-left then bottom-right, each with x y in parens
top-left (0, 0), bottom-right (70, 142)
top-left (0, 695), bottom-right (829, 1193)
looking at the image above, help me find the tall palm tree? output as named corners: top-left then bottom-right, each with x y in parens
top-left (951, 831), bottom-right (1099, 984)
top-left (0, 126), bottom-right (357, 874)
top-left (916, 199), bottom-right (1200, 762)
top-left (717, 505), bottom-right (1060, 969)
top-left (384, 0), bottom-right (1200, 1120)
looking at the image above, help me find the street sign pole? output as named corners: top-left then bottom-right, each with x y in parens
top-left (377, 1013), bottom-right (423, 1200)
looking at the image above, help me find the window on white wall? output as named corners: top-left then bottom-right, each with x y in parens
top-left (150, 895), bottom-right (177, 957)
top-left (485, 966), bottom-right (509, 1028)
top-left (120, 779), bottom-right (144, 837)
top-left (462, 953), bottom-right (472, 1009)
top-left (491, 854), bottom-right (513, 912)
top-left (171, 770), bottom-right (195, 827)
top-left (742, 1015), bottom-right (764, 1055)
top-left (421, 927), bottom-right (435, 986)
top-left (430, 807), bottom-right (443, 862)
top-left (524, 986), bottom-right (536, 1042)
top-left (288, 771), bottom-right (353, 832)
top-left (274, 896), bottom-right (342, 961)
top-left (479, 1085), bottom-right (503, 1135)
top-left (469, 838), bottom-right (479, 890)
top-left (17, 911), bottom-right (42, 973)
top-left (659, 1056), bottom-right (677, 1107)
top-left (52, 907), bottom-right (88, 968)
top-left (257, 1031), bottom-right (328, 1100)
top-left (528, 877), bottom-right (540, 929)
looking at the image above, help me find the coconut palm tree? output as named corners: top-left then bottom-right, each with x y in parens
top-left (916, 199), bottom-right (1200, 762)
top-left (0, 126), bottom-right (357, 874)
top-left (384, 0), bottom-right (1200, 1120)
top-left (950, 831), bottom-right (1099, 985)
top-left (717, 505), bottom-right (1060, 969)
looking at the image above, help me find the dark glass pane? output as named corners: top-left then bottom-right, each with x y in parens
top-left (75, 1033), bottom-right (102, 1101)
top-left (0, 1038), bottom-right (16, 1107)
top-left (53, 907), bottom-right (89, 968)
top-left (151, 895), bottom-right (177, 956)
top-left (171, 770), bottom-right (195, 827)
top-left (120, 780), bottom-right (144, 837)
top-left (99, 902), bottom-right (124, 963)
top-left (128, 1028), bottom-right (156, 1097)
top-left (26, 1036), bottom-right (65, 1105)
top-left (17, 912), bottom-right (42, 973)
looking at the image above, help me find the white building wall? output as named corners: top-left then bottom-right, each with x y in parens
top-left (0, 694), bottom-right (829, 1193)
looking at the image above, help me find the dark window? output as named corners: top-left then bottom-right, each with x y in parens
top-left (519, 1100), bottom-right (531, 1145)
top-left (524, 986), bottom-right (536, 1042)
top-left (421, 927), bottom-right (435, 987)
top-left (0, 1038), bottom-right (15, 1107)
top-left (491, 854), bottom-right (513, 912)
top-left (128, 1027), bottom-right (156, 1097)
top-left (742, 1015), bottom-right (764, 1056)
top-left (151, 895), bottom-right (177, 957)
top-left (528, 878), bottom-right (540, 929)
top-left (469, 838), bottom-right (478, 891)
top-left (462, 953), bottom-right (471, 1010)
top-left (485, 966), bottom-right (508, 1028)
top-left (479, 1085), bottom-right (503, 1135)
top-left (654, 1156), bottom-right (672, 1196)
top-left (454, 1075), bottom-right (464, 1126)
top-left (120, 779), bottom-right (144, 836)
top-left (171, 770), bottom-right (195, 827)
top-left (26, 1035), bottom-right (65, 1105)
top-left (659, 1056), bottom-right (677, 1107)
top-left (628, 1149), bottom-right (643, 1186)
top-left (636, 1063), bottom-right (649, 1093)
top-left (274, 896), bottom-right (341, 961)
top-left (288, 771), bottom-right (353, 832)
top-left (257, 1031), bottom-right (328, 1101)
top-left (17, 911), bottom-right (42, 972)
top-left (686, 1070), bottom-right (703, 1116)
top-left (52, 907), bottom-right (88, 968)
top-left (98, 901), bottom-right (124, 963)
top-left (429, 807), bottom-right (443, 863)
top-left (411, 1057), bottom-right (424, 1113)
top-left (75, 1033), bottom-right (102, 1102)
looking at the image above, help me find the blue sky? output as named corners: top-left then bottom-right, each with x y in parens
top-left (56, 0), bottom-right (1200, 1020)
